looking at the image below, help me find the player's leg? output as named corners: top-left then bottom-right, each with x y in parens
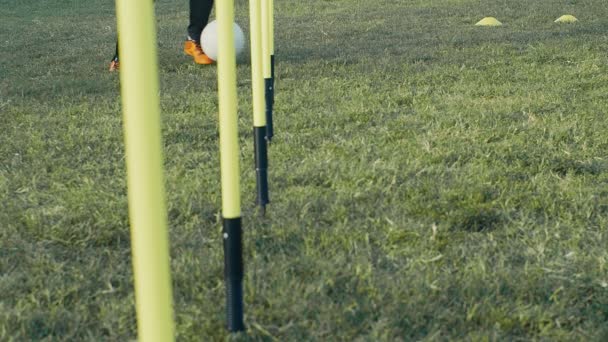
top-left (184, 0), bottom-right (215, 64)
top-left (188, 0), bottom-right (214, 42)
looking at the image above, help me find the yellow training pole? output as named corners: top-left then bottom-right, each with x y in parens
top-left (269, 0), bottom-right (275, 137)
top-left (216, 0), bottom-right (245, 332)
top-left (115, 0), bottom-right (174, 341)
top-left (250, 0), bottom-right (266, 131)
top-left (261, 0), bottom-right (274, 140)
top-left (261, 0), bottom-right (271, 83)
top-left (270, 0), bottom-right (275, 94)
top-left (269, 0), bottom-right (274, 60)
top-left (250, 0), bottom-right (270, 212)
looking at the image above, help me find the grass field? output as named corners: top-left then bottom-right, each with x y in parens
top-left (2, 0), bottom-right (608, 340)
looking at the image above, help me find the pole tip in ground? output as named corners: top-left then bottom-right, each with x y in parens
top-left (475, 17), bottom-right (503, 26)
top-left (555, 15), bottom-right (578, 23)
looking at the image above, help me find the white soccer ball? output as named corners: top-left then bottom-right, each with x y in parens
top-left (200, 20), bottom-right (245, 61)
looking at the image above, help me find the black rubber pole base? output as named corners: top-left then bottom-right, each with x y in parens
top-left (264, 78), bottom-right (274, 142)
top-left (113, 40), bottom-right (119, 61)
top-left (223, 217), bottom-right (245, 332)
top-left (254, 127), bottom-right (270, 207)
top-left (271, 54), bottom-right (275, 82)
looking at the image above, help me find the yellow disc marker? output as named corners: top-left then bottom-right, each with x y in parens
top-left (115, 0), bottom-right (175, 341)
top-left (555, 15), bottom-right (578, 23)
top-left (475, 17), bottom-right (503, 26)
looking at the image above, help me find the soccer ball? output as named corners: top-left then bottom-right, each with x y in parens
top-left (200, 20), bottom-right (245, 61)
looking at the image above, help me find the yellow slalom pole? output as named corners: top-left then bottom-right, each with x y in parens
top-left (262, 0), bottom-right (271, 80)
top-left (216, 0), bottom-right (245, 332)
top-left (250, 0), bottom-right (266, 129)
top-left (251, 0), bottom-right (270, 212)
top-left (270, 0), bottom-right (275, 92)
top-left (261, 0), bottom-right (274, 140)
top-left (115, 0), bottom-right (174, 341)
top-left (269, 0), bottom-right (274, 59)
top-left (217, 0), bottom-right (242, 220)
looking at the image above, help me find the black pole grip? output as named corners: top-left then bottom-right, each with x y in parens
top-left (270, 54), bottom-right (275, 86)
top-left (254, 127), bottom-right (270, 206)
top-left (270, 55), bottom-right (275, 106)
top-left (223, 217), bottom-right (245, 332)
top-left (264, 78), bottom-right (274, 141)
top-left (113, 40), bottom-right (119, 61)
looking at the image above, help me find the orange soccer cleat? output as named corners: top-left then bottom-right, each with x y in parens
top-left (184, 40), bottom-right (214, 65)
top-left (109, 58), bottom-right (119, 72)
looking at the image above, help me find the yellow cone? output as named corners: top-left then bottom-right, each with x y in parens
top-left (475, 17), bottom-right (503, 26)
top-left (555, 15), bottom-right (578, 23)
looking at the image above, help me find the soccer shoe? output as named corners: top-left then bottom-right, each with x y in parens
top-left (109, 58), bottom-right (119, 72)
top-left (184, 40), bottom-right (214, 65)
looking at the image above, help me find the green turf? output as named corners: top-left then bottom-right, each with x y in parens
top-left (1, 0), bottom-right (608, 340)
